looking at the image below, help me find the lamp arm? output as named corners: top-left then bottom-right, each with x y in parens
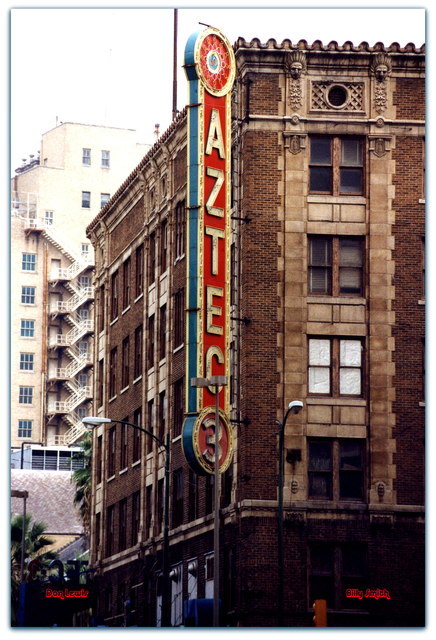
top-left (109, 419), bottom-right (168, 452)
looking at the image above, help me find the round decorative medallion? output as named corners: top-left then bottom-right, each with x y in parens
top-left (190, 406), bottom-right (234, 475)
top-left (196, 29), bottom-right (235, 96)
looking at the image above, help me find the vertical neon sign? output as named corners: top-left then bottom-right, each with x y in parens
top-left (182, 28), bottom-right (235, 475)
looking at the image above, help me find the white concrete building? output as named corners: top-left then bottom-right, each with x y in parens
top-left (11, 122), bottom-right (149, 449)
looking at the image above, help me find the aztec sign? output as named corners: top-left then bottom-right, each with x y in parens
top-left (181, 28), bottom-right (235, 475)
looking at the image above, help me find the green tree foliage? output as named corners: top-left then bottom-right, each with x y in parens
top-left (11, 513), bottom-right (57, 625)
top-left (71, 432), bottom-right (92, 534)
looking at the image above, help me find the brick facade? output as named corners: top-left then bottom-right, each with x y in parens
top-left (86, 38), bottom-right (425, 628)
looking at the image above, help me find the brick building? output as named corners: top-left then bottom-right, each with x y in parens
top-left (86, 33), bottom-right (425, 627)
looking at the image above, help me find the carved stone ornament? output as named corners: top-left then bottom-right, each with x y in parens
top-left (286, 51), bottom-right (307, 112)
top-left (369, 135), bottom-right (391, 158)
top-left (371, 54), bottom-right (392, 114)
top-left (283, 132), bottom-right (307, 154)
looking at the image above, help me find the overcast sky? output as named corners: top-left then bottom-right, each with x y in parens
top-left (9, 2), bottom-right (425, 175)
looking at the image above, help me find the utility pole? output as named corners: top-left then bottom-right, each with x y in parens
top-left (172, 9), bottom-right (178, 120)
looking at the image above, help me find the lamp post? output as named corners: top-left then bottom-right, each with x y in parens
top-left (82, 416), bottom-right (171, 627)
top-left (277, 400), bottom-right (303, 627)
top-left (191, 375), bottom-right (228, 627)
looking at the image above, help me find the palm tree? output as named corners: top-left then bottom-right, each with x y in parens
top-left (71, 432), bottom-right (92, 535)
top-left (11, 513), bottom-right (57, 626)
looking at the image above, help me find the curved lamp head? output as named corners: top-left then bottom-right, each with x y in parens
top-left (288, 401), bottom-right (303, 415)
top-left (82, 417), bottom-right (111, 429)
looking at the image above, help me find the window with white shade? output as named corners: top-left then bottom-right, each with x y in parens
top-left (308, 337), bottom-right (363, 397)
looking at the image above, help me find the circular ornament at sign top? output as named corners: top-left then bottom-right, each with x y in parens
top-left (195, 28), bottom-right (236, 96)
top-left (191, 406), bottom-right (234, 475)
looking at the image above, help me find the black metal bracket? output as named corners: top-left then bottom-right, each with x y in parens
top-left (231, 215), bottom-right (251, 223)
top-left (231, 417), bottom-right (251, 427)
top-left (230, 316), bottom-right (250, 325)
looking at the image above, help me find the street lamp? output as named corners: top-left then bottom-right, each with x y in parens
top-left (191, 375), bottom-right (227, 627)
top-left (277, 400), bottom-right (303, 627)
top-left (82, 416), bottom-right (171, 627)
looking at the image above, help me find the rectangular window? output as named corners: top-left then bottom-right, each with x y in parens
top-left (19, 386), bottom-right (33, 404)
top-left (108, 426), bottom-right (116, 477)
top-left (22, 253), bottom-right (36, 272)
top-left (99, 285), bottom-right (105, 334)
top-left (205, 474), bottom-right (214, 515)
top-left (161, 219), bottom-right (168, 272)
top-left (145, 485), bottom-right (152, 537)
top-left (20, 320), bottom-right (35, 337)
top-left (135, 244), bottom-right (144, 299)
top-left (134, 325), bottom-right (143, 380)
top-left (120, 420), bottom-right (128, 470)
top-left (148, 314), bottom-right (155, 370)
top-left (111, 271), bottom-right (119, 321)
top-left (188, 469), bottom-right (198, 522)
top-left (119, 498), bottom-right (127, 552)
top-left (308, 337), bottom-right (363, 397)
top-left (147, 400), bottom-right (154, 455)
top-left (132, 491), bottom-right (140, 546)
top-left (82, 191), bottom-right (91, 208)
top-left (172, 468), bottom-right (184, 529)
top-left (174, 289), bottom-right (185, 348)
top-left (149, 232), bottom-right (156, 283)
top-left (309, 543), bottom-right (366, 611)
top-left (98, 358), bottom-right (104, 408)
top-left (21, 287), bottom-right (35, 305)
top-left (133, 407), bottom-right (142, 463)
top-left (107, 505), bottom-right (114, 556)
top-left (101, 193), bottom-right (110, 208)
top-left (308, 237), bottom-right (363, 296)
top-left (175, 200), bottom-right (185, 259)
top-left (82, 148), bottom-right (91, 166)
top-left (123, 257), bottom-right (131, 310)
top-left (81, 243), bottom-right (89, 257)
top-left (173, 377), bottom-right (184, 438)
top-left (101, 150), bottom-right (110, 168)
top-left (157, 478), bottom-right (164, 533)
top-left (159, 305), bottom-right (166, 361)
top-left (308, 439), bottom-right (365, 501)
top-left (159, 391), bottom-right (166, 442)
top-left (97, 435), bottom-right (103, 484)
top-left (44, 211), bottom-right (54, 226)
top-left (109, 347), bottom-right (117, 398)
top-left (20, 353), bottom-right (34, 371)
top-left (309, 137), bottom-right (363, 195)
top-left (18, 419), bottom-right (32, 438)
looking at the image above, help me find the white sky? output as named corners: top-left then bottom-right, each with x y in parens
top-left (9, 2), bottom-right (426, 174)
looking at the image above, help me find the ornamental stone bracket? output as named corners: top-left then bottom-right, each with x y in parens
top-left (283, 132), bottom-right (307, 155)
top-left (368, 135), bottom-right (392, 158)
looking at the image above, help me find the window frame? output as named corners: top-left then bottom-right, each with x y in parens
top-left (309, 136), bottom-right (364, 196)
top-left (19, 386), bottom-right (33, 404)
top-left (308, 542), bottom-right (367, 612)
top-left (82, 191), bottom-right (91, 209)
top-left (82, 148), bottom-right (91, 166)
top-left (121, 336), bottom-right (130, 390)
top-left (21, 287), bottom-right (36, 305)
top-left (18, 419), bottom-right (32, 439)
top-left (20, 320), bottom-right (35, 337)
top-left (308, 236), bottom-right (364, 297)
top-left (109, 347), bottom-right (117, 399)
top-left (135, 244), bottom-right (144, 299)
top-left (20, 352), bottom-right (34, 371)
top-left (123, 257), bottom-right (131, 311)
top-left (110, 270), bottom-right (119, 322)
top-left (22, 253), bottom-right (36, 272)
top-left (101, 150), bottom-right (110, 168)
top-left (308, 336), bottom-right (364, 398)
top-left (308, 438), bottom-right (365, 502)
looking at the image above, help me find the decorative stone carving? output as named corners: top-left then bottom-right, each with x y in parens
top-left (311, 81), bottom-right (364, 112)
top-left (371, 54), bottom-right (392, 114)
top-left (369, 135), bottom-right (391, 158)
top-left (283, 132), bottom-right (307, 154)
top-left (291, 480), bottom-right (298, 494)
top-left (286, 51), bottom-right (307, 112)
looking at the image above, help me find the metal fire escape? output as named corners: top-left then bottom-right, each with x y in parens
top-left (12, 191), bottom-right (94, 445)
